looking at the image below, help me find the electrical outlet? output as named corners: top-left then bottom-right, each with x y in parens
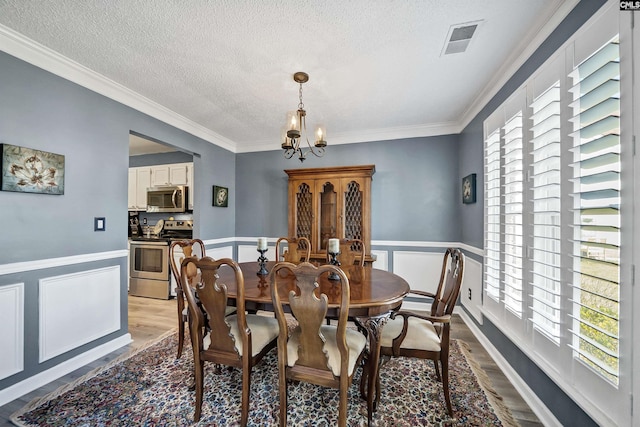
top-left (468, 288), bottom-right (472, 300)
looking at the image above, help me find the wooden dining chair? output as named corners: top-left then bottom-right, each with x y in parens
top-left (324, 238), bottom-right (366, 325)
top-left (275, 236), bottom-right (311, 263)
top-left (378, 248), bottom-right (464, 416)
top-left (269, 261), bottom-right (369, 427)
top-left (169, 239), bottom-right (206, 359)
top-left (181, 256), bottom-right (279, 425)
top-left (326, 238), bottom-right (366, 267)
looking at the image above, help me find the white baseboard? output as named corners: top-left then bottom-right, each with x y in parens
top-left (0, 333), bottom-right (132, 407)
top-left (457, 311), bottom-right (562, 427)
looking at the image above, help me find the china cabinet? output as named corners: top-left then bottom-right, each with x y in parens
top-left (285, 165), bottom-right (375, 263)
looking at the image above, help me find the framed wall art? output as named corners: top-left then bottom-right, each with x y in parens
top-left (213, 185), bottom-right (228, 207)
top-left (1, 144), bottom-right (65, 195)
top-left (462, 173), bottom-right (476, 204)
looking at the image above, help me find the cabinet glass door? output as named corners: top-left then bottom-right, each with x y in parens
top-left (343, 180), bottom-right (363, 241)
top-left (294, 181), bottom-right (313, 244)
top-left (319, 181), bottom-right (338, 251)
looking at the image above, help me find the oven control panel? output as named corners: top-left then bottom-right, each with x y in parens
top-left (163, 220), bottom-right (193, 231)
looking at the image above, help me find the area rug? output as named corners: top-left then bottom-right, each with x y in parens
top-left (11, 330), bottom-right (519, 426)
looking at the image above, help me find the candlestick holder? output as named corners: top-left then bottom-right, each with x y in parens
top-left (328, 251), bottom-right (340, 281)
top-left (257, 249), bottom-right (269, 275)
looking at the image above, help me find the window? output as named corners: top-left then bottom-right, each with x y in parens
top-left (484, 128), bottom-right (501, 302)
top-left (502, 112), bottom-right (524, 317)
top-left (568, 36), bottom-right (620, 384)
top-left (484, 34), bottom-right (621, 384)
top-left (530, 82), bottom-right (562, 342)
top-left (481, 3), bottom-right (628, 425)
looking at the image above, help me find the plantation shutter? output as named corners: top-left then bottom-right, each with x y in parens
top-left (502, 112), bottom-right (524, 316)
top-left (568, 36), bottom-right (620, 384)
top-left (484, 128), bottom-right (501, 302)
top-left (529, 83), bottom-right (562, 342)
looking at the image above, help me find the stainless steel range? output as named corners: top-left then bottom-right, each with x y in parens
top-left (129, 220), bottom-right (193, 299)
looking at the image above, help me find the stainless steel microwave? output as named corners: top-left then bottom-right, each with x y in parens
top-left (146, 185), bottom-right (187, 212)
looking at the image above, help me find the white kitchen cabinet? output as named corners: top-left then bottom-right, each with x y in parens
top-left (150, 165), bottom-right (170, 186)
top-left (127, 169), bottom-right (137, 209)
top-left (128, 162), bottom-right (193, 211)
top-left (150, 163), bottom-right (190, 187)
top-left (170, 163), bottom-right (189, 186)
top-left (128, 167), bottom-right (151, 210)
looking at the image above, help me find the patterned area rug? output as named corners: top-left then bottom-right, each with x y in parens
top-left (11, 330), bottom-right (519, 426)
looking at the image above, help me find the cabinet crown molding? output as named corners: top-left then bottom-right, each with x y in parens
top-left (285, 164), bottom-right (375, 179)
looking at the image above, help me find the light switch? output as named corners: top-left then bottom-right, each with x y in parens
top-left (94, 217), bottom-right (106, 231)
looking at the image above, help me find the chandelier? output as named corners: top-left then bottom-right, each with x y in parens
top-left (281, 72), bottom-right (327, 162)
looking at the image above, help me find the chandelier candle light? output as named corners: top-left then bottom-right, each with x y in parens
top-left (281, 72), bottom-right (327, 162)
top-left (257, 238), bottom-right (268, 275)
top-left (327, 238), bottom-right (340, 281)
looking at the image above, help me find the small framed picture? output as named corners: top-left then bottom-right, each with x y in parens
top-left (213, 185), bottom-right (228, 207)
top-left (462, 173), bottom-right (476, 204)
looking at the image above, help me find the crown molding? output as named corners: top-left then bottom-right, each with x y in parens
top-left (0, 24), bottom-right (238, 153)
top-left (457, 0), bottom-right (579, 132)
top-left (237, 120), bottom-right (462, 153)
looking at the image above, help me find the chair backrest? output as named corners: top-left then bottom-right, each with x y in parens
top-left (170, 239), bottom-right (206, 288)
top-left (275, 236), bottom-right (311, 263)
top-left (430, 248), bottom-right (465, 317)
top-left (270, 262), bottom-right (351, 377)
top-left (325, 238), bottom-right (366, 267)
top-left (181, 256), bottom-right (248, 356)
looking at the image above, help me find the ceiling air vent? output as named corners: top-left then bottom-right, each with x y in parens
top-left (441, 20), bottom-right (483, 56)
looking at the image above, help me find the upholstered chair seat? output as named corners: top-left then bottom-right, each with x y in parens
top-left (381, 316), bottom-right (440, 352)
top-left (287, 324), bottom-right (367, 376)
top-left (203, 314), bottom-right (279, 357)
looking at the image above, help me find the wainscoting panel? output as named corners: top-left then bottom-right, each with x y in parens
top-left (393, 251), bottom-right (444, 294)
top-left (207, 246), bottom-right (234, 261)
top-left (371, 250), bottom-right (388, 271)
top-left (238, 244), bottom-right (275, 263)
top-left (39, 266), bottom-right (121, 363)
top-left (0, 283), bottom-right (24, 380)
top-left (460, 256), bottom-right (483, 324)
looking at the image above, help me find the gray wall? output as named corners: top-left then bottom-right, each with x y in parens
top-left (236, 135), bottom-right (461, 242)
top-left (0, 51), bottom-right (236, 265)
top-left (0, 49), bottom-right (235, 390)
top-left (129, 150), bottom-right (193, 167)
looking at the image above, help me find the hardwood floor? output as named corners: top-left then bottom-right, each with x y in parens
top-left (450, 315), bottom-right (544, 427)
top-left (0, 297), bottom-right (544, 426)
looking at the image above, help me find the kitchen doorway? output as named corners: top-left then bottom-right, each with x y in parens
top-left (127, 131), bottom-right (196, 301)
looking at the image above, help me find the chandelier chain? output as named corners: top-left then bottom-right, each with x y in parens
top-left (298, 83), bottom-right (304, 110)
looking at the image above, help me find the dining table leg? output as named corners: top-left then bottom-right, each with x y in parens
top-left (356, 312), bottom-right (391, 424)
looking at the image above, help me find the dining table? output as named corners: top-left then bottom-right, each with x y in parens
top-left (215, 260), bottom-right (410, 423)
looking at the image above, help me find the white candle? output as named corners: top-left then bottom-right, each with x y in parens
top-left (328, 238), bottom-right (339, 254)
top-left (257, 237), bottom-right (267, 251)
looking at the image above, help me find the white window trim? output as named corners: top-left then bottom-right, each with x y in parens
top-left (481, 2), bottom-right (631, 426)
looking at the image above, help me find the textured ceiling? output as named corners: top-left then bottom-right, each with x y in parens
top-left (0, 0), bottom-right (574, 154)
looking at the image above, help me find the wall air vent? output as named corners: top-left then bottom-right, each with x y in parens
top-left (441, 20), bottom-right (483, 56)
